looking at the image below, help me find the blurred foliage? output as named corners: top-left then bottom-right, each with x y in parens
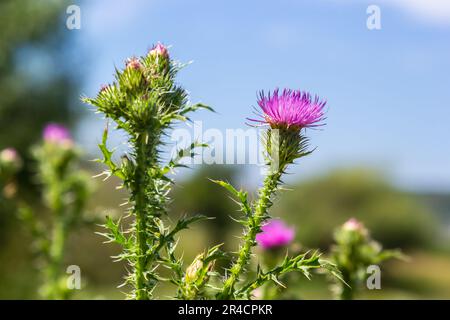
top-left (21, 138), bottom-right (93, 299)
top-left (0, 0), bottom-right (83, 298)
top-left (272, 168), bottom-right (439, 249)
top-left (0, 0), bottom-right (78, 153)
top-left (330, 218), bottom-right (404, 299)
top-left (170, 165), bottom-right (242, 250)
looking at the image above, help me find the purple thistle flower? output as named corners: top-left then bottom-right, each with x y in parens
top-left (250, 89), bottom-right (326, 129)
top-left (256, 219), bottom-right (295, 249)
top-left (43, 123), bottom-right (72, 144)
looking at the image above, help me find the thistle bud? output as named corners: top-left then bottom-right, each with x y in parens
top-left (0, 148), bottom-right (21, 167)
top-left (342, 218), bottom-right (368, 237)
top-left (185, 254), bottom-right (204, 283)
top-left (0, 148), bottom-right (22, 198)
top-left (149, 43), bottom-right (169, 59)
top-left (125, 57), bottom-right (142, 70)
top-left (100, 84), bottom-right (109, 93)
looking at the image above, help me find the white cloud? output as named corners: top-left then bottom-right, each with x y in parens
top-left (386, 0), bottom-right (450, 26)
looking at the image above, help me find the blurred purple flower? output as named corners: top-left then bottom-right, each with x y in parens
top-left (256, 219), bottom-right (295, 249)
top-left (43, 123), bottom-right (72, 144)
top-left (250, 89), bottom-right (326, 129)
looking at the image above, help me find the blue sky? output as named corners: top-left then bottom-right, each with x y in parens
top-left (71, 0), bottom-right (450, 192)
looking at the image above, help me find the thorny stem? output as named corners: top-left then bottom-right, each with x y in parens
top-left (132, 130), bottom-right (163, 299)
top-left (47, 220), bottom-right (66, 298)
top-left (45, 179), bottom-right (67, 299)
top-left (219, 168), bottom-right (281, 299)
top-left (133, 133), bottom-right (150, 300)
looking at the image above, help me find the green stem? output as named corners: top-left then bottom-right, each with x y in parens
top-left (46, 219), bottom-right (66, 299)
top-left (339, 273), bottom-right (354, 300)
top-left (45, 180), bottom-right (67, 299)
top-left (219, 170), bottom-right (281, 299)
top-left (134, 133), bottom-right (150, 300)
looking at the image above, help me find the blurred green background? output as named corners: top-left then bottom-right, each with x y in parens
top-left (1, 0), bottom-right (450, 299)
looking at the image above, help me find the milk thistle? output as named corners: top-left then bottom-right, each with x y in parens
top-left (215, 88), bottom-right (341, 299)
top-left (20, 124), bottom-right (92, 299)
top-left (330, 218), bottom-right (404, 300)
top-left (83, 43), bottom-right (213, 299)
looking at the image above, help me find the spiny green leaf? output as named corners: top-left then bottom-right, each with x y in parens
top-left (99, 215), bottom-right (129, 248)
top-left (169, 214), bottom-right (213, 237)
top-left (97, 125), bottom-right (125, 180)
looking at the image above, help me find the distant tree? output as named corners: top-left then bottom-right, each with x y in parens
top-left (272, 168), bottom-right (439, 249)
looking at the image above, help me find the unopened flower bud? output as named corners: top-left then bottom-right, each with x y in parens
top-left (100, 84), bottom-right (109, 92)
top-left (0, 148), bottom-right (20, 164)
top-left (149, 43), bottom-right (169, 59)
top-left (125, 57), bottom-right (142, 70)
top-left (342, 218), bottom-right (368, 236)
top-left (185, 254), bottom-right (204, 283)
top-left (0, 147), bottom-right (22, 173)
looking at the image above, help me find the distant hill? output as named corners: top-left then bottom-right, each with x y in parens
top-left (417, 193), bottom-right (450, 226)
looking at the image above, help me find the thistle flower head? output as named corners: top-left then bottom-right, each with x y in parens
top-left (252, 89), bottom-right (326, 130)
top-left (149, 42), bottom-right (169, 59)
top-left (43, 123), bottom-right (72, 145)
top-left (256, 219), bottom-right (295, 249)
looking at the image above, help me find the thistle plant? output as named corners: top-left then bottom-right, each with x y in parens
top-left (330, 218), bottom-right (404, 300)
top-left (82, 43), bottom-right (214, 300)
top-left (214, 89), bottom-right (342, 299)
top-left (20, 124), bottom-right (92, 299)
